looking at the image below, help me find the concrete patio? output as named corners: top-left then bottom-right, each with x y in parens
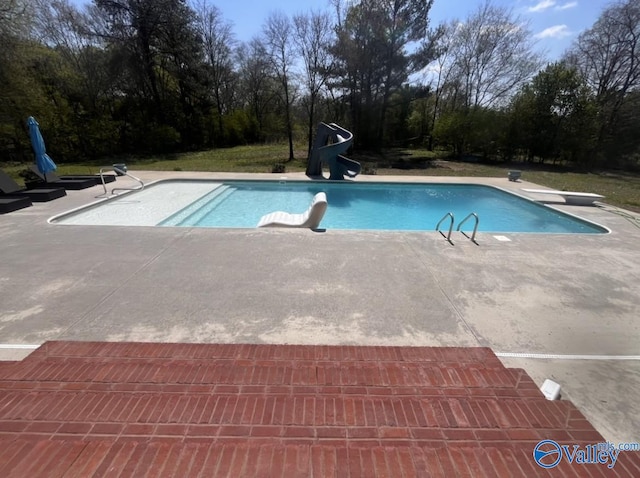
top-left (1, 171), bottom-right (639, 445)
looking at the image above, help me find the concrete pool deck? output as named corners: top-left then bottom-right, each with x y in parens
top-left (1, 171), bottom-right (639, 445)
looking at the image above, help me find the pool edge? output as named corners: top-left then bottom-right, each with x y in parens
top-left (47, 177), bottom-right (612, 234)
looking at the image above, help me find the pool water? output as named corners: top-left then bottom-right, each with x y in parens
top-left (159, 181), bottom-right (606, 233)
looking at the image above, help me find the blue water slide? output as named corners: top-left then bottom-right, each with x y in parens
top-left (306, 123), bottom-right (361, 180)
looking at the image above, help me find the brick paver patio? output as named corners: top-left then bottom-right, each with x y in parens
top-left (0, 341), bottom-right (638, 476)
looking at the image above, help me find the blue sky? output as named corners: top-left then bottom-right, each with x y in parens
top-left (210, 0), bottom-right (611, 60)
top-left (71, 0), bottom-right (612, 61)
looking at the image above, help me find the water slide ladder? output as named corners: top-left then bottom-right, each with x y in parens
top-left (436, 212), bottom-right (479, 245)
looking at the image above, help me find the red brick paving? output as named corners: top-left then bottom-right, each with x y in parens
top-left (0, 341), bottom-right (638, 476)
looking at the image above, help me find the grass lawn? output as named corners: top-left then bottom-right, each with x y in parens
top-left (374, 149), bottom-right (640, 213)
top-left (3, 143), bottom-right (639, 212)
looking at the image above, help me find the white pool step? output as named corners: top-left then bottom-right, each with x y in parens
top-left (54, 182), bottom-right (225, 226)
top-left (160, 185), bottom-right (233, 226)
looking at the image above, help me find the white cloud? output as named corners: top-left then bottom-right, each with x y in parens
top-left (555, 2), bottom-right (578, 10)
top-left (534, 24), bottom-right (572, 39)
top-left (528, 0), bottom-right (556, 13)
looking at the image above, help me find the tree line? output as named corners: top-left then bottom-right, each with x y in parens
top-left (0, 0), bottom-right (638, 171)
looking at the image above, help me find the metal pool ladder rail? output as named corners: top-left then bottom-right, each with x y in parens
top-left (457, 212), bottom-right (479, 244)
top-left (436, 212), bottom-right (455, 244)
top-left (96, 166), bottom-right (144, 197)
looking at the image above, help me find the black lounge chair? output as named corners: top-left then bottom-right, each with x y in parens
top-left (29, 166), bottom-right (97, 190)
top-left (51, 171), bottom-right (116, 184)
top-left (0, 170), bottom-right (67, 202)
top-left (0, 196), bottom-right (32, 214)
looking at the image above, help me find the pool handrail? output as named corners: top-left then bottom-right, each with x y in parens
top-left (436, 212), bottom-right (455, 244)
top-left (96, 166), bottom-right (144, 198)
top-left (457, 212), bottom-right (479, 244)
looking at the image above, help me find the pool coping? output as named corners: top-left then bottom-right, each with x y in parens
top-left (47, 176), bottom-right (611, 234)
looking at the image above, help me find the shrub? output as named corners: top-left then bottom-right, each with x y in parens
top-left (272, 163), bottom-right (286, 173)
top-left (362, 165), bottom-right (377, 175)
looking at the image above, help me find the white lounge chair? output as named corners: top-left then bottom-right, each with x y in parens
top-left (257, 192), bottom-right (328, 229)
top-left (521, 188), bottom-right (604, 206)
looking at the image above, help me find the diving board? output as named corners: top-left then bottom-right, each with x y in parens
top-left (521, 188), bottom-right (604, 206)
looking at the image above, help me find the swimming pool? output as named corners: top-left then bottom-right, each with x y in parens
top-left (51, 179), bottom-right (608, 234)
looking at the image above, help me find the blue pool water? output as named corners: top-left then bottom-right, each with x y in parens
top-left (159, 181), bottom-right (607, 233)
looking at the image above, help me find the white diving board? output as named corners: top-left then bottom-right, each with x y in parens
top-left (521, 188), bottom-right (604, 206)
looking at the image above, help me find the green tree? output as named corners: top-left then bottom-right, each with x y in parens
top-left (330, 0), bottom-right (437, 149)
top-left (236, 38), bottom-right (278, 142)
top-left (30, 1), bottom-right (123, 159)
top-left (565, 0), bottom-right (640, 166)
top-left (93, 0), bottom-right (205, 151)
top-left (263, 11), bottom-right (296, 160)
top-left (193, 0), bottom-right (237, 146)
top-left (0, 0), bottom-right (36, 161)
top-left (293, 10), bottom-right (334, 155)
top-left (508, 63), bottom-right (597, 165)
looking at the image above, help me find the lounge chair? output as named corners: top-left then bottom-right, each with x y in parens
top-left (0, 169), bottom-right (66, 202)
top-left (0, 196), bottom-right (32, 214)
top-left (46, 170), bottom-right (116, 184)
top-left (257, 192), bottom-right (328, 229)
top-left (29, 166), bottom-right (98, 190)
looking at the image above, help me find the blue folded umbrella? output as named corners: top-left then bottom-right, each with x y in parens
top-left (27, 116), bottom-right (57, 176)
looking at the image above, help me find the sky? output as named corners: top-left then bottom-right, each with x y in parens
top-left (72, 0), bottom-right (614, 61)
top-left (210, 0), bottom-right (612, 60)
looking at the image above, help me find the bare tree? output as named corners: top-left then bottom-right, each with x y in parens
top-left (293, 10), bottom-right (334, 154)
top-left (565, 0), bottom-right (640, 144)
top-left (0, 0), bottom-right (30, 39)
top-left (428, 1), bottom-right (541, 155)
top-left (192, 0), bottom-right (237, 143)
top-left (31, 0), bottom-right (112, 112)
top-left (236, 38), bottom-right (277, 141)
top-left (263, 11), bottom-right (296, 161)
top-left (421, 21), bottom-right (453, 150)
top-left (443, 1), bottom-right (541, 110)
top-left (32, 0), bottom-right (87, 48)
